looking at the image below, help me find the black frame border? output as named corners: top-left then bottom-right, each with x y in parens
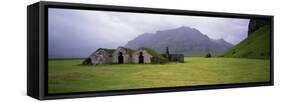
top-left (36, 1), bottom-right (273, 100)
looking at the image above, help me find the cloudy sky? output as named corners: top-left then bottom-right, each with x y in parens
top-left (48, 8), bottom-right (249, 58)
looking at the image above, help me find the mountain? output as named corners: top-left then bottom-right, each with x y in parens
top-left (125, 26), bottom-right (233, 56)
top-left (224, 25), bottom-right (270, 59)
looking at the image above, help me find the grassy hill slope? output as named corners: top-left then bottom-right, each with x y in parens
top-left (224, 25), bottom-right (270, 59)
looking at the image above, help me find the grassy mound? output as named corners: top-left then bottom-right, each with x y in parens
top-left (224, 25), bottom-right (270, 59)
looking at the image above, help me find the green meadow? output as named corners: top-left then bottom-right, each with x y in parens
top-left (48, 57), bottom-right (270, 94)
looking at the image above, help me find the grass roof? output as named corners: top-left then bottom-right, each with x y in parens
top-left (98, 48), bottom-right (115, 54)
top-left (119, 47), bottom-right (135, 55)
top-left (140, 48), bottom-right (168, 63)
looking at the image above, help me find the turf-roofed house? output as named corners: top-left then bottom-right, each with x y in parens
top-left (82, 47), bottom-right (182, 65)
top-left (82, 48), bottom-right (115, 65)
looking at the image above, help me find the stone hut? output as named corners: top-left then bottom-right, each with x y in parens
top-left (133, 48), bottom-right (168, 64)
top-left (82, 48), bottom-right (115, 65)
top-left (169, 54), bottom-right (184, 62)
top-left (161, 47), bottom-right (184, 62)
top-left (112, 47), bottom-right (134, 64)
top-left (132, 48), bottom-right (153, 64)
top-left (82, 47), bottom-right (170, 65)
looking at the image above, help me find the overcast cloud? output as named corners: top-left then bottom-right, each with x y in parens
top-left (48, 8), bottom-right (249, 58)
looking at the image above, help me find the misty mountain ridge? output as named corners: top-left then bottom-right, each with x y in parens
top-left (125, 26), bottom-right (233, 56)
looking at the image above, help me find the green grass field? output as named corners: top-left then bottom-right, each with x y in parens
top-left (48, 57), bottom-right (270, 94)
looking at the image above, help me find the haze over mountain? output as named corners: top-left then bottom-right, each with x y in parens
top-left (48, 8), bottom-right (249, 58)
top-left (125, 26), bottom-right (233, 56)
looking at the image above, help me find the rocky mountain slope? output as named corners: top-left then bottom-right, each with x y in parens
top-left (125, 26), bottom-right (233, 56)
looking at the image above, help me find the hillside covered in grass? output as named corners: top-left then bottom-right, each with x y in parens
top-left (224, 25), bottom-right (270, 59)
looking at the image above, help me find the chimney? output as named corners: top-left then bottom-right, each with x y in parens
top-left (166, 47), bottom-right (170, 60)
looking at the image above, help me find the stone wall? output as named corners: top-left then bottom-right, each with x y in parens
top-left (162, 54), bottom-right (184, 62)
top-left (170, 54), bottom-right (184, 62)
